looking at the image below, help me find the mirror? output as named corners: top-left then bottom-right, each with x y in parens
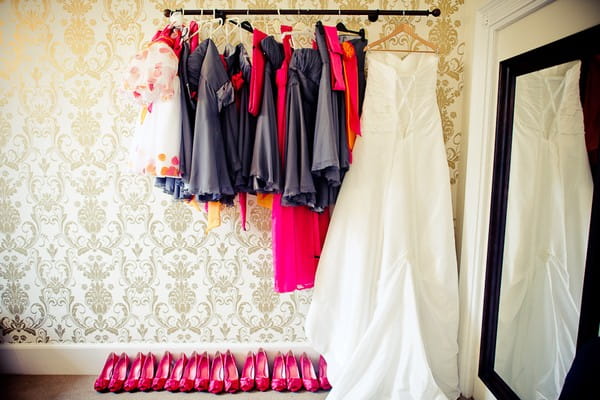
top-left (480, 25), bottom-right (600, 400)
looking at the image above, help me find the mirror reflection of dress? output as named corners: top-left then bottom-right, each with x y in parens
top-left (495, 60), bottom-right (593, 400)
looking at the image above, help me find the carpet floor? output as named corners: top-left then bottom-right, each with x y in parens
top-left (0, 375), bottom-right (330, 400)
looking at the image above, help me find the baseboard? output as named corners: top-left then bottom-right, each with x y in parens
top-left (0, 342), bottom-right (318, 375)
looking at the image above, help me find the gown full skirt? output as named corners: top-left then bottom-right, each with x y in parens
top-left (305, 52), bottom-right (460, 400)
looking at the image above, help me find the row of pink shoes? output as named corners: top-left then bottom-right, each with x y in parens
top-left (94, 349), bottom-right (331, 394)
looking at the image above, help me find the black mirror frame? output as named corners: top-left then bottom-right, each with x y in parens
top-left (479, 24), bottom-right (600, 400)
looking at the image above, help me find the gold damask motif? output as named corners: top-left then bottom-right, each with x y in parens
top-left (0, 0), bottom-right (465, 344)
top-left (18, 72), bottom-right (60, 140)
top-left (46, 0), bottom-right (113, 78)
top-left (0, 256), bottom-right (30, 314)
top-left (29, 173), bottom-right (65, 226)
top-left (164, 201), bottom-right (193, 233)
top-left (0, 200), bottom-right (21, 234)
top-left (103, 0), bottom-right (145, 47)
top-left (1, 1), bottom-right (52, 80)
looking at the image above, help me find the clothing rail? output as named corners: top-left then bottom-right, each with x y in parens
top-left (163, 8), bottom-right (441, 22)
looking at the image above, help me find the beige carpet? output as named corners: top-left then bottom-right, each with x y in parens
top-left (0, 375), bottom-right (330, 400)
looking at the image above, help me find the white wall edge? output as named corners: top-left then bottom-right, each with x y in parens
top-left (457, 0), bottom-right (555, 398)
top-left (0, 342), bottom-right (319, 375)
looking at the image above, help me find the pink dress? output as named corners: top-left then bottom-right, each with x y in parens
top-left (272, 26), bottom-right (330, 293)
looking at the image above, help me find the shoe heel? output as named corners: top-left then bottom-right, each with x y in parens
top-left (165, 352), bottom-right (188, 392)
top-left (224, 350), bottom-right (240, 393)
top-left (179, 351), bottom-right (199, 392)
top-left (208, 351), bottom-right (224, 394)
top-left (318, 355), bottom-right (332, 390)
top-left (285, 351), bottom-right (302, 392)
top-left (108, 352), bottom-right (130, 392)
top-left (138, 352), bottom-right (156, 391)
top-left (256, 348), bottom-right (271, 391)
top-left (194, 351), bottom-right (210, 391)
top-left (123, 352), bottom-right (145, 392)
top-left (94, 352), bottom-right (118, 392)
top-left (152, 351), bottom-right (173, 391)
top-left (240, 351), bottom-right (255, 392)
top-left (300, 352), bottom-right (320, 392)
top-left (271, 351), bottom-right (286, 391)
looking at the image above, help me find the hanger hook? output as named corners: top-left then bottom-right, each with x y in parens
top-left (338, 7), bottom-right (341, 16)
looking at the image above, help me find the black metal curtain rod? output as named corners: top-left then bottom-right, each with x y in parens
top-left (163, 8), bottom-right (441, 22)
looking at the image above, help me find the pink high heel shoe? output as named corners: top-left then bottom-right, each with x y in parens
top-left (165, 352), bottom-right (188, 392)
top-left (240, 351), bottom-right (255, 391)
top-left (94, 352), bottom-right (119, 392)
top-left (151, 351), bottom-right (173, 391)
top-left (318, 355), bottom-right (332, 390)
top-left (255, 348), bottom-right (270, 391)
top-left (224, 350), bottom-right (240, 393)
top-left (138, 352), bottom-right (156, 391)
top-left (286, 350), bottom-right (303, 392)
top-left (108, 352), bottom-right (130, 392)
top-left (300, 352), bottom-right (320, 392)
top-left (208, 351), bottom-right (224, 394)
top-left (194, 351), bottom-right (210, 391)
top-left (271, 351), bottom-right (286, 391)
top-left (179, 351), bottom-right (199, 392)
top-left (123, 352), bottom-right (145, 392)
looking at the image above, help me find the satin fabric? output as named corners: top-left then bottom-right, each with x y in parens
top-left (349, 38), bottom-right (368, 115)
top-left (249, 36), bottom-right (283, 193)
top-left (248, 29), bottom-right (268, 116)
top-left (224, 43), bottom-right (253, 228)
top-left (311, 22), bottom-right (349, 211)
top-left (229, 44), bottom-right (255, 229)
top-left (220, 46), bottom-right (242, 193)
top-left (272, 26), bottom-right (329, 293)
top-left (178, 41), bottom-right (195, 184)
top-left (341, 41), bottom-right (361, 157)
top-left (282, 49), bottom-right (323, 209)
top-left (306, 52), bottom-right (460, 400)
top-left (495, 60), bottom-right (593, 400)
top-left (187, 39), bottom-right (236, 204)
top-left (323, 25), bottom-right (345, 91)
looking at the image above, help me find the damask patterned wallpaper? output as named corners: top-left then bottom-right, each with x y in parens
top-left (0, 0), bottom-right (464, 344)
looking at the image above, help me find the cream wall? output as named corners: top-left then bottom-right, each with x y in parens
top-left (0, 0), bottom-right (465, 354)
top-left (458, 0), bottom-right (600, 399)
top-left (496, 0), bottom-right (600, 62)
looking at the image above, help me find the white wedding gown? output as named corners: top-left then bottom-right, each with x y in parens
top-left (305, 52), bottom-right (460, 400)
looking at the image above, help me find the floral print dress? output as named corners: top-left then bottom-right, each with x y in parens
top-left (124, 38), bottom-right (182, 178)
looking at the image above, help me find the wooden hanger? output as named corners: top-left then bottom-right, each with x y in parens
top-left (364, 23), bottom-right (437, 53)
